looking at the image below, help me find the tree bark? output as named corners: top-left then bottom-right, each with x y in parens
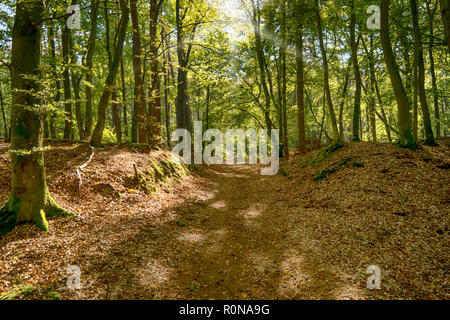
top-left (350, 0), bottom-right (362, 142)
top-left (0, 84), bottom-right (8, 140)
top-left (1, 0), bottom-right (73, 235)
top-left (120, 59), bottom-right (128, 139)
top-left (62, 1), bottom-right (76, 141)
top-left (315, 0), bottom-right (339, 142)
top-left (380, 0), bottom-right (416, 148)
top-left (84, 0), bottom-right (99, 140)
top-left (410, 0), bottom-right (437, 145)
top-left (281, 0), bottom-right (289, 158)
top-left (295, 8), bottom-right (306, 154)
top-left (91, 0), bottom-right (130, 147)
top-left (130, 0), bottom-right (147, 144)
top-left (426, 0), bottom-right (441, 138)
top-left (148, 0), bottom-right (163, 146)
top-left (175, 0), bottom-right (194, 132)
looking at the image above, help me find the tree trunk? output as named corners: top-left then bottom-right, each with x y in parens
top-left (72, 72), bottom-right (84, 140)
top-left (338, 65), bottom-right (350, 142)
top-left (295, 13), bottom-right (306, 154)
top-left (47, 19), bottom-right (58, 140)
top-left (120, 59), bottom-right (128, 140)
top-left (410, 0), bottom-right (437, 146)
top-left (350, 0), bottom-right (362, 142)
top-left (130, 0), bottom-right (147, 144)
top-left (91, 0), bottom-right (130, 147)
top-left (175, 0), bottom-right (193, 132)
top-left (281, 0), bottom-right (289, 158)
top-left (1, 0), bottom-right (73, 235)
top-left (426, 0), bottom-right (441, 138)
top-left (162, 28), bottom-right (171, 147)
top-left (380, 0), bottom-right (416, 148)
top-left (84, 0), bottom-right (99, 140)
top-left (315, 0), bottom-right (339, 142)
top-left (0, 85), bottom-right (8, 140)
top-left (62, 2), bottom-right (76, 141)
top-left (148, 0), bottom-right (163, 146)
top-left (112, 88), bottom-right (122, 143)
top-left (251, 0), bottom-right (273, 139)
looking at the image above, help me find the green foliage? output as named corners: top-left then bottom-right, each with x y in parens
top-left (0, 284), bottom-right (35, 300)
top-left (102, 126), bottom-right (117, 144)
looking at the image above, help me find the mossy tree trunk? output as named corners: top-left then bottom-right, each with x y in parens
top-left (0, 0), bottom-right (74, 235)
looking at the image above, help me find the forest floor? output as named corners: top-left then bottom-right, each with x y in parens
top-left (0, 140), bottom-right (449, 300)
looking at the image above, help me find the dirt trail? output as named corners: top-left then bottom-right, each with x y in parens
top-left (93, 164), bottom-right (363, 300)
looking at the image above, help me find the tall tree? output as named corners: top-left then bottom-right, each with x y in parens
top-left (130, 0), bottom-right (148, 144)
top-left (84, 0), bottom-right (99, 139)
top-left (62, 0), bottom-right (77, 140)
top-left (314, 0), bottom-right (339, 142)
top-left (380, 0), bottom-right (416, 148)
top-left (295, 1), bottom-right (306, 153)
top-left (0, 0), bottom-right (73, 234)
top-left (175, 0), bottom-right (195, 131)
top-left (410, 0), bottom-right (437, 145)
top-left (350, 0), bottom-right (362, 142)
top-left (148, 0), bottom-right (164, 146)
top-left (91, 0), bottom-right (130, 147)
top-left (425, 0), bottom-right (441, 138)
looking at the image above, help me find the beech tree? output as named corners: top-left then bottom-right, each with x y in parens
top-left (0, 0), bottom-right (73, 234)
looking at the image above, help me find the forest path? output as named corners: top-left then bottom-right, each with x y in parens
top-left (99, 164), bottom-right (363, 300)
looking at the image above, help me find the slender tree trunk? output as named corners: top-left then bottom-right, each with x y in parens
top-left (368, 35), bottom-right (377, 142)
top-left (338, 66), bottom-right (350, 142)
top-left (350, 0), bottom-right (362, 142)
top-left (149, 0), bottom-right (163, 146)
top-left (120, 59), bottom-right (128, 140)
top-left (84, 0), bottom-right (99, 139)
top-left (380, 0), bottom-right (416, 148)
top-left (162, 29), bottom-right (171, 147)
top-left (72, 74), bottom-right (84, 140)
top-left (315, 0), bottom-right (339, 142)
top-left (47, 20), bottom-right (58, 140)
top-left (281, 0), bottom-right (289, 158)
top-left (91, 0), bottom-right (130, 147)
top-left (130, 0), bottom-right (147, 144)
top-left (62, 2), bottom-right (76, 141)
top-left (251, 0), bottom-right (273, 137)
top-left (112, 88), bottom-right (122, 143)
top-left (410, 0), bottom-right (437, 145)
top-left (175, 0), bottom-right (193, 132)
top-left (295, 13), bottom-right (306, 153)
top-left (1, 0), bottom-right (73, 235)
top-left (0, 85), bottom-right (8, 140)
top-left (426, 0), bottom-right (440, 138)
